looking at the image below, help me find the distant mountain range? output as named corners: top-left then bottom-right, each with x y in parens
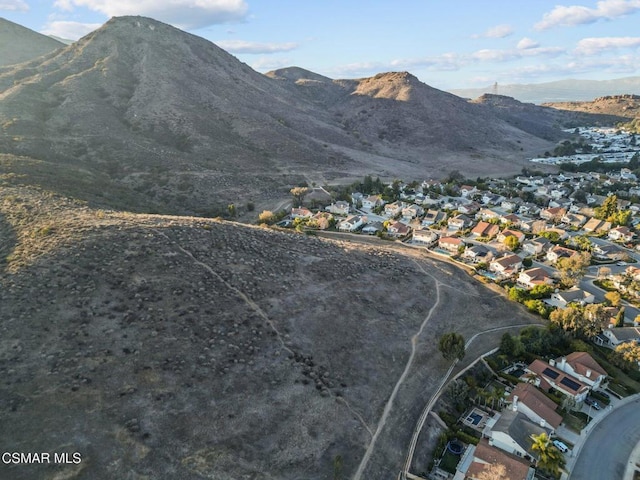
top-left (450, 77), bottom-right (640, 105)
top-left (0, 16), bottom-right (627, 215)
top-left (0, 17), bottom-right (64, 67)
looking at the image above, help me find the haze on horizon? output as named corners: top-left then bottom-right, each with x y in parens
top-left (3, 0), bottom-right (640, 91)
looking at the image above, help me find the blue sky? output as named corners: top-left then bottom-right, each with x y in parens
top-left (2, 0), bottom-right (640, 89)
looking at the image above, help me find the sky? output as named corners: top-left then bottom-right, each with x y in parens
top-left (2, 0), bottom-right (640, 90)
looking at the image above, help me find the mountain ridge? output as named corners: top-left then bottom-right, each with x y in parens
top-left (0, 17), bottom-right (64, 67)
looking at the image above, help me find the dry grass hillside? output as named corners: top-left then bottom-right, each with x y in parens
top-left (543, 94), bottom-right (640, 120)
top-left (0, 16), bottom-right (600, 216)
top-left (0, 184), bottom-right (542, 480)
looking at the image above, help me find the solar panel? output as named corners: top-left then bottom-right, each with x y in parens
top-left (560, 377), bottom-right (581, 391)
top-left (542, 367), bottom-right (560, 379)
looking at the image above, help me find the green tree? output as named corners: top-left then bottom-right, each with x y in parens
top-left (258, 210), bottom-right (276, 225)
top-left (290, 187), bottom-right (309, 207)
top-left (611, 342), bottom-right (640, 370)
top-left (438, 332), bottom-right (466, 361)
top-left (504, 235), bottom-right (519, 251)
top-left (530, 432), bottom-right (565, 477)
top-left (595, 195), bottom-right (619, 221)
top-left (615, 307), bottom-right (625, 327)
top-left (605, 291), bottom-right (622, 307)
top-left (530, 284), bottom-right (554, 299)
top-left (557, 252), bottom-right (591, 288)
top-left (227, 203), bottom-right (236, 218)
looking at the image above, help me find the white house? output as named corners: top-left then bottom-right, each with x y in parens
top-left (338, 215), bottom-right (365, 232)
top-left (489, 254), bottom-right (523, 276)
top-left (412, 228), bottom-right (438, 245)
top-left (507, 383), bottom-right (563, 432)
top-left (526, 359), bottom-right (589, 402)
top-left (517, 268), bottom-right (554, 289)
top-left (609, 226), bottom-right (635, 242)
top-left (361, 195), bottom-right (383, 210)
top-left (553, 352), bottom-right (607, 390)
top-left (326, 201), bottom-right (350, 216)
top-left (549, 288), bottom-right (594, 307)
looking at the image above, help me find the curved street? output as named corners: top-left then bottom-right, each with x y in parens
top-left (569, 396), bottom-right (640, 480)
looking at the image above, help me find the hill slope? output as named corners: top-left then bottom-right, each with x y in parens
top-left (0, 16), bottom-right (575, 215)
top-left (0, 184), bottom-right (540, 479)
top-left (543, 94), bottom-right (640, 119)
top-left (0, 17), bottom-right (64, 67)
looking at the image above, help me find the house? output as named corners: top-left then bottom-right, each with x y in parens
top-left (518, 203), bottom-right (541, 216)
top-left (561, 213), bottom-right (587, 228)
top-left (387, 221), bottom-right (411, 237)
top-left (486, 409), bottom-right (550, 461)
top-left (609, 226), bottom-right (635, 242)
top-left (310, 212), bottom-right (334, 230)
top-left (463, 245), bottom-right (493, 263)
top-left (489, 254), bottom-right (523, 276)
top-left (350, 191), bottom-right (364, 206)
top-left (502, 198), bottom-right (523, 213)
top-left (460, 185), bottom-right (477, 198)
top-left (401, 204), bottom-right (423, 220)
top-left (540, 207), bottom-right (566, 223)
top-left (522, 237), bottom-right (553, 256)
top-left (455, 438), bottom-right (535, 480)
top-left (582, 218), bottom-right (611, 233)
top-left (482, 193), bottom-right (504, 205)
top-left (337, 215), bottom-right (365, 232)
top-left (422, 209), bottom-right (447, 226)
top-left (500, 213), bottom-right (522, 226)
top-left (477, 208), bottom-right (501, 221)
top-left (291, 207), bottom-right (313, 219)
top-left (596, 326), bottom-right (640, 348)
top-left (361, 221), bottom-right (383, 235)
top-left (448, 214), bottom-right (473, 230)
top-left (526, 359), bottom-right (589, 401)
top-left (497, 229), bottom-right (526, 244)
top-left (554, 352), bottom-right (607, 389)
top-left (326, 201), bottom-right (350, 216)
top-left (458, 201), bottom-right (481, 215)
top-left (439, 236), bottom-right (464, 252)
top-left (507, 383), bottom-right (563, 432)
top-left (361, 195), bottom-right (384, 210)
top-left (412, 228), bottom-right (438, 245)
top-left (549, 288), bottom-right (595, 307)
top-left (517, 267), bottom-right (554, 289)
top-left (546, 245), bottom-right (578, 264)
top-left (472, 221), bottom-right (501, 239)
top-left (592, 243), bottom-right (627, 261)
top-left (383, 201), bottom-right (403, 217)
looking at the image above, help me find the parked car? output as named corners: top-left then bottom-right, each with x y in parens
top-left (553, 440), bottom-right (569, 453)
top-left (598, 391), bottom-right (610, 400)
top-left (585, 397), bottom-right (601, 410)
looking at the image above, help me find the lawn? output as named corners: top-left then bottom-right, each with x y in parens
top-left (439, 450), bottom-right (462, 474)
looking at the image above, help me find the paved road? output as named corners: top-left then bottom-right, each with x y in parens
top-left (569, 397), bottom-right (640, 480)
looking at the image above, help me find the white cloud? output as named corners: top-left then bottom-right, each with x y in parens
top-left (215, 40), bottom-right (298, 54)
top-left (41, 20), bottom-right (102, 40)
top-left (473, 24), bottom-right (514, 39)
top-left (535, 0), bottom-right (640, 30)
top-left (472, 46), bottom-right (564, 62)
top-left (53, 0), bottom-right (249, 30)
top-left (0, 0), bottom-right (29, 11)
top-left (575, 36), bottom-right (640, 54)
top-left (517, 37), bottom-right (540, 50)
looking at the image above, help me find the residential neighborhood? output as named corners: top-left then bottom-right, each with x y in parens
top-left (269, 161), bottom-right (640, 480)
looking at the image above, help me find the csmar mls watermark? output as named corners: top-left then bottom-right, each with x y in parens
top-left (2, 452), bottom-right (82, 465)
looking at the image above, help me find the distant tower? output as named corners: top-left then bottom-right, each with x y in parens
top-left (492, 82), bottom-right (498, 95)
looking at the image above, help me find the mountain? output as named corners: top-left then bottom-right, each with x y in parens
top-left (449, 77), bottom-right (640, 105)
top-left (0, 17), bottom-right (64, 67)
top-left (0, 16), bottom-right (578, 216)
top-left (543, 94), bottom-right (640, 119)
top-left (0, 183), bottom-right (540, 480)
top-left (472, 94), bottom-right (630, 138)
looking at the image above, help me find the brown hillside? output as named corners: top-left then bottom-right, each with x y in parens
top-left (543, 94), bottom-right (640, 119)
top-left (0, 16), bottom-right (572, 216)
top-left (0, 184), bottom-right (541, 479)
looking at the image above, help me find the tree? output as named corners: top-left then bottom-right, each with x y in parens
top-left (227, 203), bottom-right (236, 218)
top-left (549, 305), bottom-right (583, 334)
top-left (530, 432), bottom-right (565, 476)
top-left (504, 235), bottom-right (519, 251)
top-left (615, 307), bottom-right (625, 327)
top-left (557, 252), bottom-right (591, 287)
top-left (438, 332), bottom-right (465, 361)
top-left (581, 303), bottom-right (608, 338)
top-left (595, 195), bottom-right (619, 221)
top-left (530, 284), bottom-right (554, 299)
top-left (611, 342), bottom-right (640, 370)
top-left (258, 210), bottom-right (276, 224)
top-left (605, 291), bottom-right (622, 307)
top-left (290, 187), bottom-right (309, 207)
top-left (500, 332), bottom-right (524, 357)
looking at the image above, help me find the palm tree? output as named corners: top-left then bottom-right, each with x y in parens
top-left (530, 432), bottom-right (566, 477)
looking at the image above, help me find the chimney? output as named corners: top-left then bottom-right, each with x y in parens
top-left (512, 395), bottom-right (518, 412)
top-left (586, 369), bottom-right (592, 378)
top-left (549, 358), bottom-right (556, 367)
top-left (560, 357), bottom-right (566, 370)
top-left (540, 419), bottom-right (546, 428)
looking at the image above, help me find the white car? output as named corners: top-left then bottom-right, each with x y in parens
top-left (553, 440), bottom-right (569, 453)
